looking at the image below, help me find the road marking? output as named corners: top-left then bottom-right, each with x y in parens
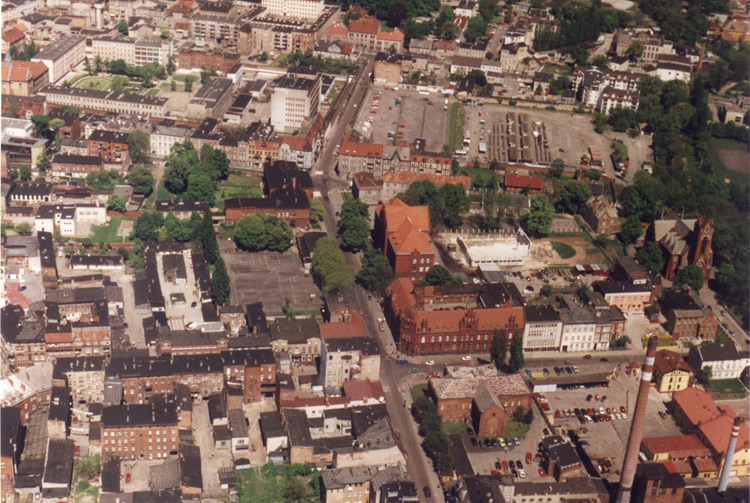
top-left (314, 171), bottom-right (323, 176)
top-left (383, 385), bottom-right (390, 393)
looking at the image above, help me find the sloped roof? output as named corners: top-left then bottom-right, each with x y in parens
top-left (342, 378), bottom-right (385, 402)
top-left (379, 199), bottom-right (430, 234)
top-left (673, 387), bottom-right (735, 427)
top-left (376, 29), bottom-right (404, 41)
top-left (318, 311), bottom-right (368, 339)
top-left (325, 22), bottom-right (348, 36)
top-left (698, 414), bottom-right (750, 458)
top-left (653, 218), bottom-right (696, 255)
top-left (642, 434), bottom-right (712, 459)
top-left (388, 216), bottom-right (432, 255)
top-left (2, 60), bottom-right (48, 82)
top-left (504, 173), bottom-right (544, 190)
top-left (654, 350), bottom-right (691, 375)
top-left (382, 171), bottom-right (471, 190)
top-left (432, 374), bottom-right (528, 400)
top-left (473, 380), bottom-right (504, 413)
top-left (2, 28), bottom-right (25, 44)
top-left (348, 16), bottom-right (379, 35)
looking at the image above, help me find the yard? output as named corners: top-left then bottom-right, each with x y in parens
top-left (237, 463), bottom-right (321, 503)
top-left (73, 76), bottom-right (111, 91)
top-left (540, 64), bottom-right (573, 76)
top-left (145, 88), bottom-right (161, 97)
top-left (448, 102), bottom-right (466, 153)
top-left (443, 421), bottom-right (467, 436)
top-left (705, 379), bottom-right (748, 400)
top-left (504, 419), bottom-right (531, 440)
top-left (75, 481), bottom-right (99, 502)
top-left (550, 241), bottom-right (576, 259)
top-left (214, 173), bottom-right (263, 211)
top-left (411, 383), bottom-right (428, 402)
top-left (712, 138), bottom-right (750, 182)
top-left (90, 217), bottom-right (124, 243)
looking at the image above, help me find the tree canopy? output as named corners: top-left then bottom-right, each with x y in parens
top-left (127, 165), bottom-right (155, 195)
top-left (211, 257), bottom-right (231, 305)
top-left (128, 129), bottom-right (150, 165)
top-left (234, 213), bottom-right (293, 252)
top-left (555, 179), bottom-right (591, 214)
top-left (312, 237), bottom-right (354, 292)
top-left (675, 264), bottom-right (704, 291)
top-left (338, 198), bottom-right (370, 252)
top-left (107, 195), bottom-right (127, 212)
top-left (522, 194), bottom-right (554, 237)
top-left (423, 265), bottom-right (464, 286)
top-left (357, 247), bottom-right (394, 296)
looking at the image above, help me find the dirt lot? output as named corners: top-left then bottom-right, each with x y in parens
top-left (531, 236), bottom-right (605, 267)
top-left (714, 147), bottom-right (750, 175)
top-left (354, 86), bottom-right (451, 152)
top-left (220, 243), bottom-right (322, 316)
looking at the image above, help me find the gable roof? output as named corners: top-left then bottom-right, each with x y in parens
top-left (698, 414), bottom-right (750, 458)
top-left (325, 22), bottom-right (348, 36)
top-left (318, 311), bottom-right (367, 339)
top-left (2, 60), bottom-right (48, 82)
top-left (652, 218), bottom-right (696, 255)
top-left (376, 29), bottom-right (404, 42)
top-left (654, 350), bottom-right (691, 375)
top-left (673, 387), bottom-right (735, 427)
top-left (473, 380), bottom-right (504, 413)
top-left (504, 173), bottom-right (545, 190)
top-left (348, 16), bottom-right (379, 35)
top-left (379, 199), bottom-right (430, 234)
top-left (388, 215), bottom-right (432, 255)
top-left (2, 28), bottom-right (25, 44)
top-left (642, 434), bottom-right (712, 459)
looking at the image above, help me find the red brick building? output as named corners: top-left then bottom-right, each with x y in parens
top-left (374, 199), bottom-right (434, 282)
top-left (503, 173), bottom-right (545, 194)
top-left (409, 151), bottom-right (452, 176)
top-left (659, 288), bottom-right (718, 342)
top-left (87, 129), bottom-right (130, 164)
top-left (101, 401), bottom-right (179, 460)
top-left (634, 463), bottom-right (686, 503)
top-left (50, 153), bottom-right (103, 178)
top-left (1, 408), bottom-right (20, 496)
top-left (386, 278), bottom-right (525, 356)
top-left (177, 48), bottom-right (240, 73)
top-left (646, 217), bottom-right (714, 283)
top-left (224, 188), bottom-right (311, 229)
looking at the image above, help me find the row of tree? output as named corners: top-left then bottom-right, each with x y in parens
top-left (234, 213), bottom-right (293, 253)
top-left (533, 2), bottom-right (629, 52)
top-left (312, 237), bottom-right (355, 292)
top-left (412, 395), bottom-right (454, 476)
top-left (357, 248), bottom-right (394, 297)
top-left (397, 180), bottom-right (470, 230)
top-left (338, 198), bottom-right (371, 252)
top-left (490, 330), bottom-right (525, 374)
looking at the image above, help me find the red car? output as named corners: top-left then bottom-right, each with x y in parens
top-left (583, 355), bottom-right (592, 359)
top-left (526, 452), bottom-right (533, 464)
top-left (125, 473), bottom-right (131, 483)
top-left (620, 406), bottom-right (626, 413)
top-left (554, 410), bottom-right (561, 418)
top-left (538, 467), bottom-right (546, 477)
top-left (605, 415), bottom-right (612, 421)
top-left (502, 460), bottom-right (509, 471)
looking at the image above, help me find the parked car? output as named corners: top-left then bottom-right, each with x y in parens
top-left (424, 487), bottom-right (431, 498)
top-left (620, 406), bottom-right (626, 414)
top-left (583, 354), bottom-right (591, 359)
top-left (601, 395), bottom-right (607, 402)
top-left (502, 460), bottom-right (509, 471)
top-left (495, 461), bottom-right (503, 470)
top-left (515, 460), bottom-right (523, 470)
top-left (600, 357), bottom-right (608, 362)
top-left (586, 394), bottom-right (593, 401)
top-left (526, 452), bottom-right (533, 464)
top-left (538, 467), bottom-right (546, 477)
top-left (513, 437), bottom-right (520, 446)
top-left (542, 428), bottom-right (550, 436)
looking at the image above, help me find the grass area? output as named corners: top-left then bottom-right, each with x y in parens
top-left (90, 217), bottom-right (123, 243)
top-left (540, 64), bottom-right (573, 76)
top-left (145, 88), bottom-right (160, 97)
top-left (411, 383), bottom-right (428, 402)
top-left (712, 138), bottom-right (749, 151)
top-left (75, 481), bottom-right (99, 501)
top-left (237, 463), bottom-right (321, 503)
top-left (443, 421), bottom-right (467, 436)
top-left (548, 231), bottom-right (593, 241)
top-left (706, 378), bottom-right (748, 400)
top-left (65, 74), bottom-right (88, 86)
top-left (73, 76), bottom-right (110, 91)
top-left (642, 335), bottom-right (678, 349)
top-left (448, 102), bottom-right (466, 153)
top-left (214, 173), bottom-right (263, 211)
top-left (156, 181), bottom-right (174, 202)
top-left (504, 419), bottom-right (531, 439)
top-left (327, 81), bottom-right (344, 109)
top-left (550, 241), bottom-right (576, 259)
top-left (712, 138), bottom-right (750, 187)
top-left (173, 74), bottom-right (199, 82)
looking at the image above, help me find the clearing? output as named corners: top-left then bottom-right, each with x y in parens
top-left (237, 463), bottom-right (321, 503)
top-left (73, 76), bottom-right (111, 91)
top-left (214, 173), bottom-right (263, 211)
top-left (712, 138), bottom-right (750, 177)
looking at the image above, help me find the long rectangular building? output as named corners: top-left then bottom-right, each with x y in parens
top-left (31, 35), bottom-right (86, 83)
top-left (39, 86), bottom-right (167, 117)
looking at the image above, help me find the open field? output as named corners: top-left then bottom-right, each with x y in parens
top-left (550, 241), bottom-right (576, 259)
top-left (237, 464), bottom-right (321, 503)
top-left (713, 138), bottom-right (750, 177)
top-left (532, 236), bottom-right (605, 267)
top-left (214, 173), bottom-right (263, 211)
top-left (90, 217), bottom-right (123, 243)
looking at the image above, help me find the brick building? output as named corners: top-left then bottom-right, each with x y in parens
top-left (87, 129), bottom-right (130, 164)
top-left (263, 160), bottom-right (314, 201)
top-left (646, 217), bottom-right (714, 283)
top-left (374, 199), bottom-right (434, 282)
top-left (1, 60), bottom-right (49, 97)
top-left (659, 288), bottom-right (717, 342)
top-left (50, 154), bottom-right (103, 178)
top-left (633, 463), bottom-right (686, 503)
top-left (224, 188), bottom-right (311, 228)
top-left (0, 362), bottom-right (53, 425)
top-left (101, 401), bottom-right (179, 459)
top-left (0, 304), bottom-right (46, 368)
top-left (503, 174), bottom-right (544, 194)
top-left (582, 195), bottom-right (621, 234)
top-left (1, 407), bottom-right (20, 497)
top-left (177, 48), bottom-right (240, 73)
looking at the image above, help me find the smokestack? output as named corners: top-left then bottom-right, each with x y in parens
top-left (718, 417), bottom-right (743, 493)
top-left (616, 336), bottom-right (659, 503)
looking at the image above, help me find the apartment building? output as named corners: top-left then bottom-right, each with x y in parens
top-left (374, 199), bottom-right (434, 282)
top-left (653, 350), bottom-right (692, 394)
top-left (688, 344), bottom-right (750, 380)
top-left (320, 337), bottom-right (380, 392)
top-left (40, 86), bottom-right (167, 117)
top-left (659, 288), bottom-right (717, 342)
top-left (87, 129), bottom-right (130, 163)
top-left (270, 72), bottom-right (321, 133)
top-left (261, 0), bottom-right (324, 20)
top-left (150, 120), bottom-right (191, 157)
top-left (558, 293), bottom-right (626, 352)
top-left (337, 137), bottom-right (384, 179)
top-left (101, 401), bottom-right (179, 460)
top-left (409, 151), bottom-right (451, 176)
top-left (594, 279), bottom-right (652, 315)
top-left (52, 357), bottom-right (105, 404)
top-left (91, 37), bottom-right (170, 66)
top-left (572, 67), bottom-right (640, 111)
top-left (0, 304), bottom-right (46, 368)
top-left (192, 13), bottom-right (245, 45)
top-left (523, 305), bottom-right (563, 352)
top-left (31, 35), bottom-right (86, 83)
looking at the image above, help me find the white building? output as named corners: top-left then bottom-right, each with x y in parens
top-left (261, 0), bottom-right (324, 21)
top-left (688, 344), bottom-right (750, 380)
top-left (320, 338), bottom-right (380, 392)
top-left (91, 37), bottom-right (170, 67)
top-left (652, 62), bottom-right (692, 82)
top-left (150, 121), bottom-right (191, 158)
top-left (1, 117), bottom-right (34, 140)
top-left (270, 72), bottom-right (321, 134)
top-left (31, 35), bottom-right (86, 83)
top-left (522, 305), bottom-right (563, 352)
top-left (35, 204), bottom-right (107, 236)
top-left (456, 229), bottom-right (531, 268)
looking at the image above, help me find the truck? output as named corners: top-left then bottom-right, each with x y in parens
top-left (478, 142), bottom-right (487, 154)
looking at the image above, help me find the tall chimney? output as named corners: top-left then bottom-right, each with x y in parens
top-left (718, 417), bottom-right (743, 493)
top-left (615, 336), bottom-right (659, 503)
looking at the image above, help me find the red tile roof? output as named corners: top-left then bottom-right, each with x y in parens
top-left (348, 16), bottom-right (379, 35)
top-left (382, 171), bottom-right (471, 190)
top-left (698, 414), bottom-right (750, 458)
top-left (326, 22), bottom-right (348, 36)
top-left (339, 136), bottom-right (383, 158)
top-left (389, 216), bottom-right (433, 255)
top-left (318, 312), bottom-right (368, 339)
top-left (673, 387), bottom-right (736, 427)
top-left (436, 40), bottom-right (456, 51)
top-left (504, 174), bottom-right (545, 190)
top-left (2, 60), bottom-right (48, 82)
top-left (4, 283), bottom-right (31, 310)
top-left (642, 435), bottom-right (712, 459)
top-left (379, 199), bottom-right (430, 234)
top-left (654, 349), bottom-right (692, 375)
top-left (376, 29), bottom-right (404, 42)
top-left (342, 378), bottom-right (385, 402)
top-left (2, 28), bottom-right (25, 45)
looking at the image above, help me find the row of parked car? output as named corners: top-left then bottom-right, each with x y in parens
top-left (555, 405), bottom-right (628, 424)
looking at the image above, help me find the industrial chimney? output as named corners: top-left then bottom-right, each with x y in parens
top-left (615, 336), bottom-right (659, 503)
top-left (718, 417), bottom-right (743, 493)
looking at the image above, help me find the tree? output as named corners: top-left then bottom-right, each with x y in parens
top-left (258, 52), bottom-right (269, 63)
top-left (592, 54), bottom-right (610, 70)
top-left (76, 454), bottom-right (101, 480)
top-left (424, 265), bottom-right (463, 286)
top-left (340, 216), bottom-right (370, 252)
top-left (200, 68), bottom-right (217, 84)
top-left (549, 76), bottom-right (572, 95)
top-left (626, 40), bottom-right (644, 62)
top-left (310, 198), bottom-right (324, 227)
top-left (441, 184), bottom-right (470, 228)
top-left (211, 257), bottom-right (231, 305)
top-left (522, 194), bottom-right (554, 237)
top-left (481, 189), bottom-right (504, 230)
top-left (312, 237), bottom-right (354, 292)
top-left (127, 165), bottom-right (155, 195)
top-left (19, 165), bottom-right (31, 181)
top-left (467, 69), bottom-right (487, 87)
top-left (117, 20), bottom-right (129, 35)
top-left (235, 213), bottom-right (293, 252)
top-left (540, 283), bottom-right (553, 298)
top-left (284, 475), bottom-right (307, 503)
top-left (619, 215), bottom-right (643, 246)
top-left (128, 129), bottom-right (150, 164)
top-left (478, 0), bottom-right (499, 22)
top-left (185, 77), bottom-right (194, 92)
top-left (440, 21), bottom-right (461, 40)
top-left (37, 153), bottom-right (52, 174)
top-left (490, 329), bottom-right (507, 371)
top-left (107, 195), bottom-right (127, 212)
top-left (556, 180), bottom-right (591, 214)
top-left (550, 158), bottom-right (566, 177)
top-left (357, 247), bottom-right (394, 296)
top-left (388, 1), bottom-right (408, 28)
top-left (15, 222), bottom-right (32, 235)
top-left (708, 59), bottom-right (730, 92)
top-left (635, 242), bottom-right (664, 275)
top-left (110, 76), bottom-right (129, 93)
top-left (608, 107), bottom-right (638, 132)
top-left (571, 46), bottom-right (590, 67)
top-left (160, 27), bottom-right (170, 39)
top-left (164, 140), bottom-right (197, 194)
top-left (675, 264), bottom-right (704, 291)
top-left (508, 332), bottom-right (524, 373)
top-left (132, 212), bottom-right (164, 241)
top-left (184, 173), bottom-right (214, 205)
top-left (171, 79), bottom-right (177, 91)
top-left (201, 208), bottom-right (219, 264)
top-left (463, 16), bottom-right (488, 42)
top-left (30, 114), bottom-right (50, 137)
top-left (697, 365), bottom-right (713, 385)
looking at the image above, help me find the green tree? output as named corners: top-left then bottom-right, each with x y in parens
top-left (76, 454), bottom-right (101, 480)
top-left (160, 27), bottom-right (170, 39)
top-left (127, 165), bottom-right (155, 195)
top-left (15, 222), bottom-right (32, 235)
top-left (592, 54), bottom-right (610, 70)
top-left (185, 173), bottom-right (214, 205)
top-left (258, 52), bottom-right (269, 63)
top-left (19, 165), bottom-right (31, 181)
top-left (117, 20), bottom-right (128, 35)
top-left (128, 129), bottom-right (150, 164)
top-left (132, 212), bottom-right (164, 241)
top-left (340, 216), bottom-right (370, 252)
top-left (540, 283), bottom-right (553, 297)
top-left (357, 247), bottom-right (394, 296)
top-left (619, 215), bottom-right (643, 245)
top-left (424, 265), bottom-right (463, 286)
top-left (107, 195), bottom-right (127, 212)
top-left (697, 365), bottom-right (713, 385)
top-left (164, 140), bottom-right (197, 194)
top-left (481, 189), bottom-right (505, 230)
top-left (440, 21), bottom-right (461, 40)
top-left (312, 237), bottom-right (354, 292)
top-left (550, 158), bottom-right (566, 177)
top-left (441, 183), bottom-right (470, 228)
top-left (211, 257), bottom-right (231, 305)
top-left (571, 46), bottom-right (590, 66)
top-left (110, 76), bottom-right (129, 93)
top-left (463, 16), bottom-right (488, 42)
top-left (284, 475), bottom-right (308, 503)
top-left (185, 77), bottom-right (194, 92)
top-left (708, 59), bottom-right (730, 92)
top-left (626, 40), bottom-right (644, 62)
top-left (30, 114), bottom-right (50, 137)
top-left (555, 179), bottom-right (591, 214)
top-left (508, 332), bottom-right (524, 373)
top-left (524, 407), bottom-right (534, 424)
top-left (235, 213), bottom-right (293, 252)
top-left (635, 242), bottom-right (664, 275)
top-left (467, 69), bottom-right (487, 87)
top-left (171, 79), bottom-right (177, 91)
top-left (200, 68), bottom-right (217, 84)
top-left (201, 208), bottom-right (219, 264)
top-left (166, 55), bottom-right (176, 76)
top-left (522, 194), bottom-right (554, 237)
top-left (675, 264), bottom-right (704, 291)
top-left (36, 153), bottom-right (52, 174)
top-left (549, 76), bottom-right (572, 95)
top-left (478, 0), bottom-right (499, 22)
top-left (309, 198), bottom-right (324, 227)
top-left (490, 329), bottom-right (507, 370)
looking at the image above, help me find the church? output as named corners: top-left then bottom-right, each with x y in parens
top-left (645, 217), bottom-right (714, 283)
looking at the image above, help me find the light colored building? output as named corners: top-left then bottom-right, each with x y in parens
top-left (688, 344), bottom-right (750, 380)
top-left (39, 86), bottom-right (167, 117)
top-left (1, 117), bottom-right (34, 139)
top-left (35, 204), bottom-right (107, 236)
top-left (192, 13), bottom-right (245, 45)
top-left (1, 59), bottom-right (49, 97)
top-left (270, 72), bottom-right (321, 133)
top-left (150, 121), bottom-right (191, 158)
top-left (261, 0), bottom-right (324, 20)
top-left (320, 337), bottom-right (380, 392)
top-left (522, 305), bottom-right (563, 352)
top-left (594, 280), bottom-right (652, 315)
top-left (457, 230), bottom-right (531, 268)
top-left (31, 35), bottom-right (86, 84)
top-left (91, 37), bottom-right (170, 67)
top-left (653, 349), bottom-right (692, 393)
top-left (558, 293), bottom-right (625, 352)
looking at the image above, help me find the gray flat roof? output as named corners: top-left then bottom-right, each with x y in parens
top-left (40, 85), bottom-right (167, 106)
top-left (33, 35), bottom-right (85, 61)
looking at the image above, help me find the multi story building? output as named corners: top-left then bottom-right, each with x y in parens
top-left (49, 154), bottom-right (104, 178)
top-left (1, 59), bottom-right (49, 97)
top-left (270, 72), bottom-right (321, 133)
top-left (0, 362), bottom-right (53, 424)
top-left (35, 204), bottom-right (107, 236)
top-left (659, 288), bottom-right (717, 342)
top-left (52, 357), bottom-right (105, 404)
top-left (177, 48), bottom-right (240, 73)
top-left (187, 77), bottom-right (235, 120)
top-left (150, 120), bottom-right (191, 158)
top-left (597, 86), bottom-right (640, 114)
top-left (1, 407), bottom-right (20, 497)
top-left (31, 35), bottom-right (86, 84)
top-left (688, 343), bottom-right (750, 380)
top-left (593, 279), bottom-right (653, 315)
top-left (0, 304), bottom-right (46, 368)
top-left (374, 199), bottom-right (434, 282)
top-left (386, 279), bottom-right (525, 356)
top-left (647, 217), bottom-right (714, 283)
top-left (192, 13), bottom-right (246, 46)
top-left (101, 401), bottom-right (179, 460)
top-left (39, 86), bottom-right (167, 117)
top-left (320, 337), bottom-right (380, 392)
top-left (8, 181), bottom-right (53, 205)
top-left (558, 293), bottom-right (626, 352)
top-left (408, 151), bottom-right (451, 176)
top-left (572, 67), bottom-right (641, 111)
top-left (261, 0), bottom-right (324, 20)
top-left (87, 129), bottom-right (130, 163)
top-left (582, 195), bottom-right (621, 235)
top-left (269, 318), bottom-right (320, 364)
top-left (91, 37), bottom-right (170, 67)
top-left (653, 350), bottom-right (692, 393)
top-left (224, 188), bottom-right (311, 228)
top-left (523, 305), bottom-right (563, 352)
top-left (337, 135), bottom-right (384, 179)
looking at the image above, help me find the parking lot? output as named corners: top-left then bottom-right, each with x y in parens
top-left (353, 87), bottom-right (451, 152)
top-left (220, 244), bottom-right (321, 315)
top-left (538, 370), bottom-right (681, 481)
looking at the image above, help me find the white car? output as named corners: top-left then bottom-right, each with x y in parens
top-left (599, 407), bottom-right (605, 415)
top-left (425, 360), bottom-right (435, 366)
top-left (621, 413), bottom-right (628, 420)
top-left (518, 469), bottom-right (526, 479)
top-left (614, 413), bottom-right (622, 420)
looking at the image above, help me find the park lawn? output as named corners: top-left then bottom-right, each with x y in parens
top-left (236, 464), bottom-right (320, 503)
top-left (504, 419), bottom-right (531, 439)
top-left (706, 378), bottom-right (748, 400)
top-left (74, 76), bottom-right (110, 91)
top-left (145, 88), bottom-right (160, 97)
top-left (712, 138), bottom-right (748, 151)
top-left (90, 217), bottom-right (123, 243)
top-left (214, 174), bottom-right (263, 211)
top-left (411, 383), bottom-right (428, 402)
top-left (550, 241), bottom-right (576, 259)
top-left (156, 182), bottom-right (174, 202)
top-left (442, 421), bottom-right (466, 436)
top-left (173, 74), bottom-right (199, 82)
top-left (448, 102), bottom-right (466, 153)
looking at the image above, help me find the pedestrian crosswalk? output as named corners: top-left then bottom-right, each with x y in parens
top-left (382, 385), bottom-right (390, 393)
